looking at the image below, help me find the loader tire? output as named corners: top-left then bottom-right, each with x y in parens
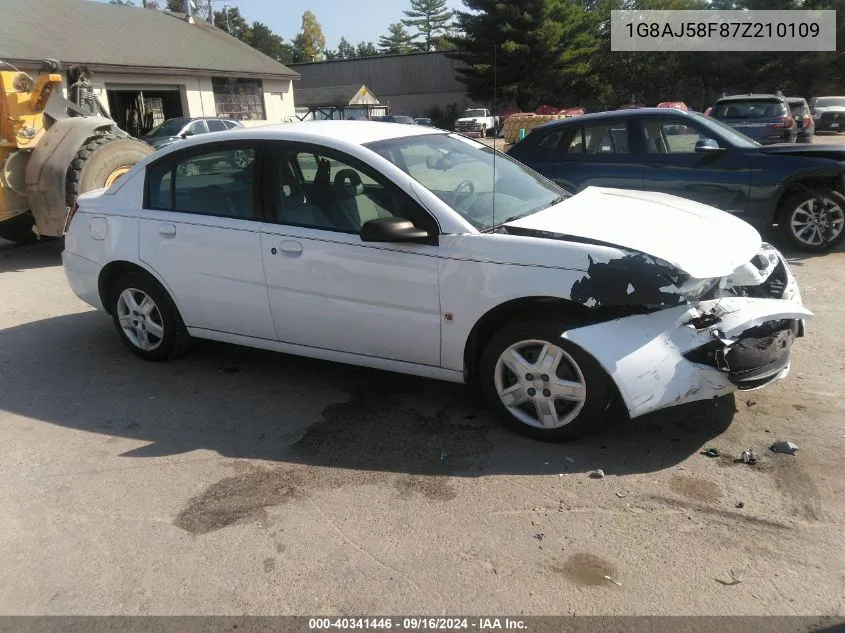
top-left (0, 212), bottom-right (38, 245)
top-left (65, 134), bottom-right (153, 208)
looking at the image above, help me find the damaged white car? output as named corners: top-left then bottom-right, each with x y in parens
top-left (62, 121), bottom-right (811, 441)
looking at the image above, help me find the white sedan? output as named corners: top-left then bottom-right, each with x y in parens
top-left (62, 121), bottom-right (811, 441)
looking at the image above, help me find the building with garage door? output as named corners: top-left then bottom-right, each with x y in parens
top-left (0, 0), bottom-right (298, 136)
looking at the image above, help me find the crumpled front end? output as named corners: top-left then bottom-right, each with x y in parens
top-left (563, 243), bottom-right (811, 419)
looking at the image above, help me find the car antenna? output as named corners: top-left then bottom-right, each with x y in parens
top-left (492, 43), bottom-right (497, 228)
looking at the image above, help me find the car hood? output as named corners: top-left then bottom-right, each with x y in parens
top-left (504, 187), bottom-right (761, 279)
top-left (757, 143), bottom-right (845, 160)
top-left (812, 105), bottom-right (845, 112)
top-left (456, 117), bottom-right (485, 123)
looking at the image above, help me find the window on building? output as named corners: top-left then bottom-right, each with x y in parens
top-left (211, 77), bottom-right (266, 121)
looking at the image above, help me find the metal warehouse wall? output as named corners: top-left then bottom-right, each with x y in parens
top-left (289, 52), bottom-right (477, 116)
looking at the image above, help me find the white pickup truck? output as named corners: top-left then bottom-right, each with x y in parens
top-left (454, 108), bottom-right (499, 138)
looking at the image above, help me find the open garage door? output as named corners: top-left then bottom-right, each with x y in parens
top-left (106, 83), bottom-right (185, 137)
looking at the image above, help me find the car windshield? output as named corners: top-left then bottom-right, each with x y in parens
top-left (462, 110), bottom-right (487, 118)
top-left (712, 99), bottom-right (787, 119)
top-left (813, 96), bottom-right (845, 107)
top-left (365, 133), bottom-right (565, 231)
top-left (143, 119), bottom-right (188, 138)
top-left (687, 112), bottom-right (761, 148)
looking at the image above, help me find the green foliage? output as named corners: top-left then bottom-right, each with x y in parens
top-left (379, 23), bottom-right (415, 54)
top-left (213, 5), bottom-right (251, 41)
top-left (452, 0), bottom-right (845, 112)
top-left (356, 41), bottom-right (379, 58)
top-left (249, 22), bottom-right (295, 65)
top-left (337, 37), bottom-right (357, 59)
top-left (402, 0), bottom-right (455, 52)
top-left (293, 10), bottom-right (327, 62)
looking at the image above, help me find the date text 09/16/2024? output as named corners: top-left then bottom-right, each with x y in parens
top-left (308, 618), bottom-right (527, 630)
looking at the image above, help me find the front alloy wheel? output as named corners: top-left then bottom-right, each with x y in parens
top-left (494, 340), bottom-right (586, 429)
top-left (479, 320), bottom-right (612, 441)
top-left (781, 189), bottom-right (845, 251)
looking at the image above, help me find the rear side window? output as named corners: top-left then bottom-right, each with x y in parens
top-left (712, 100), bottom-right (787, 119)
top-left (565, 123), bottom-right (630, 154)
top-left (207, 120), bottom-right (228, 132)
top-left (537, 129), bottom-right (565, 150)
top-left (146, 145), bottom-right (258, 220)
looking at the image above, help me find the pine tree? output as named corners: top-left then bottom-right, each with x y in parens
top-left (379, 23), bottom-right (415, 54)
top-left (402, 0), bottom-right (454, 52)
top-left (337, 37), bottom-right (357, 59)
top-left (356, 41), bottom-right (379, 58)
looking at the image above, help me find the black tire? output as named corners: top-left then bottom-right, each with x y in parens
top-left (66, 133), bottom-right (153, 208)
top-left (478, 319), bottom-right (612, 442)
top-left (110, 271), bottom-right (190, 362)
top-left (778, 189), bottom-right (845, 252)
top-left (0, 212), bottom-right (38, 245)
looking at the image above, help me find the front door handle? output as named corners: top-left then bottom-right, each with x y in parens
top-left (279, 240), bottom-right (303, 257)
top-left (158, 223), bottom-right (176, 237)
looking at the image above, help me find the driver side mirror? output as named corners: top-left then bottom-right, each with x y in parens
top-left (181, 130), bottom-right (194, 139)
top-left (694, 138), bottom-right (725, 153)
top-left (360, 217), bottom-right (430, 243)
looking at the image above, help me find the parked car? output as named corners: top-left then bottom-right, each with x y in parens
top-left (657, 102), bottom-right (689, 111)
top-left (63, 121), bottom-right (810, 442)
top-left (559, 107), bottom-right (587, 117)
top-left (414, 118), bottom-right (435, 127)
top-left (372, 115), bottom-right (416, 125)
top-left (786, 97), bottom-right (814, 143)
top-left (809, 96), bottom-right (845, 133)
top-left (142, 117), bottom-right (243, 150)
top-left (709, 94), bottom-right (797, 144)
top-left (505, 108), bottom-right (845, 251)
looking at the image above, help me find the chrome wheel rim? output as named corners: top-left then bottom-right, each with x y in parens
top-left (790, 196), bottom-right (845, 247)
top-left (494, 339), bottom-right (587, 429)
top-left (117, 288), bottom-right (164, 352)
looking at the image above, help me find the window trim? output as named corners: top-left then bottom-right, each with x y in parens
top-left (263, 141), bottom-right (441, 245)
top-left (142, 139), bottom-right (267, 222)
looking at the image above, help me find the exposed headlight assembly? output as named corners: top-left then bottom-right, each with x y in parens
top-left (678, 276), bottom-right (720, 302)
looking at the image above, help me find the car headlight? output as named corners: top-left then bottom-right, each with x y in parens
top-left (678, 277), bottom-right (720, 301)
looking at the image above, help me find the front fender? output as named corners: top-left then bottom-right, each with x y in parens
top-left (24, 116), bottom-right (118, 237)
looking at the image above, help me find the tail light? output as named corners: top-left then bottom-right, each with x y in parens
top-left (64, 202), bottom-right (79, 234)
top-left (769, 116), bottom-right (795, 129)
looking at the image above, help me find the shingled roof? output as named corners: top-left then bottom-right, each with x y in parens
top-left (0, 0), bottom-right (298, 79)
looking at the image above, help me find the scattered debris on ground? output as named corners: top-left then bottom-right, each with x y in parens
top-left (770, 441), bottom-right (799, 455)
top-left (534, 533), bottom-right (544, 541)
top-left (589, 469), bottom-right (605, 479)
top-left (735, 502), bottom-right (745, 509)
top-left (701, 448), bottom-right (720, 458)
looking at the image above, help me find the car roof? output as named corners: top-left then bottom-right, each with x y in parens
top-left (152, 120), bottom-right (445, 151)
top-left (538, 108), bottom-right (698, 127)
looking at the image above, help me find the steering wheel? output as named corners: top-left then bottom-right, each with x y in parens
top-left (452, 179), bottom-right (475, 213)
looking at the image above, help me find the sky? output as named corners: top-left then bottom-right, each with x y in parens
top-left (93, 0), bottom-right (466, 50)
top-left (249, 0), bottom-right (465, 47)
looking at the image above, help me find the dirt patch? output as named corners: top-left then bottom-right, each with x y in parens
top-left (771, 459), bottom-right (822, 521)
top-left (670, 474), bottom-right (724, 503)
top-left (553, 553), bottom-right (619, 587)
top-left (394, 475), bottom-right (456, 501)
top-left (263, 558), bottom-right (276, 573)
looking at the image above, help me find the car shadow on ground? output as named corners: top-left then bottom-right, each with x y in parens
top-left (0, 310), bottom-right (738, 478)
top-left (0, 238), bottom-right (64, 273)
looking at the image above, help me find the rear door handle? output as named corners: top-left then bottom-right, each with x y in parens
top-left (158, 223), bottom-right (176, 237)
top-left (279, 240), bottom-right (303, 257)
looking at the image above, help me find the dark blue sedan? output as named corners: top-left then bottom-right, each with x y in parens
top-left (505, 109), bottom-right (845, 251)
top-left (709, 94), bottom-right (798, 145)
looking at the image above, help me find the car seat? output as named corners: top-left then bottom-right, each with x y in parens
top-left (277, 160), bottom-right (333, 228)
top-left (331, 169), bottom-right (370, 231)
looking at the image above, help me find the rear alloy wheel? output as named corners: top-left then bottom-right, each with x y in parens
top-left (479, 320), bottom-right (612, 441)
top-left (780, 189), bottom-right (845, 252)
top-left (111, 271), bottom-right (190, 361)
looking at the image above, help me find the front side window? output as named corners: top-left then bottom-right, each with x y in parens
top-left (146, 145), bottom-right (257, 220)
top-left (185, 120), bottom-right (206, 135)
top-left (366, 133), bottom-right (565, 231)
top-left (642, 118), bottom-right (709, 154)
top-left (272, 149), bottom-right (405, 233)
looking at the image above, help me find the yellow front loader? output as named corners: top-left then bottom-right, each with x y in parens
top-left (0, 59), bottom-right (152, 244)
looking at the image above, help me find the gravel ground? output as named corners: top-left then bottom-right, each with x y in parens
top-left (0, 192), bottom-right (843, 618)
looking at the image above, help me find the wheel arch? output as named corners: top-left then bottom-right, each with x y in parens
top-left (98, 259), bottom-right (183, 318)
top-left (773, 173), bottom-right (845, 223)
